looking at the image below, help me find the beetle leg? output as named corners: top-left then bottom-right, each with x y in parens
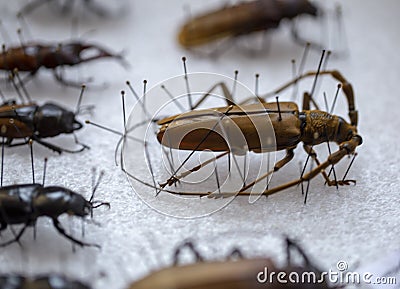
top-left (52, 218), bottom-right (100, 248)
top-left (32, 137), bottom-right (87, 154)
top-left (52, 69), bottom-right (88, 88)
top-left (73, 132), bottom-right (90, 151)
top-left (83, 0), bottom-right (110, 17)
top-left (303, 145), bottom-right (355, 186)
top-left (290, 22), bottom-right (325, 52)
top-left (3, 139), bottom-right (30, 148)
top-left (173, 241), bottom-right (204, 265)
top-left (205, 136), bottom-right (361, 198)
top-left (0, 224), bottom-right (28, 247)
top-left (192, 82), bottom-right (236, 110)
top-left (239, 148), bottom-right (295, 192)
top-left (160, 152), bottom-right (229, 188)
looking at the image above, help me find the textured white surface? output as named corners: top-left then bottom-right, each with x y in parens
top-left (0, 0), bottom-right (399, 288)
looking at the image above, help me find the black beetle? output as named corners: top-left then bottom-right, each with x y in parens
top-left (0, 274), bottom-right (90, 289)
top-left (0, 170), bottom-right (109, 248)
top-left (0, 83), bottom-right (89, 154)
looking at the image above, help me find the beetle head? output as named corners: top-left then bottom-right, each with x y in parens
top-left (35, 103), bottom-right (82, 137)
top-left (58, 42), bottom-right (128, 68)
top-left (333, 117), bottom-right (362, 146)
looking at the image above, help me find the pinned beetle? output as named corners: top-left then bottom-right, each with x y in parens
top-left (0, 84), bottom-right (89, 154)
top-left (128, 238), bottom-right (337, 289)
top-left (178, 0), bottom-right (324, 55)
top-left (0, 273), bottom-right (90, 289)
top-left (0, 168), bottom-right (109, 248)
top-left (0, 41), bottom-right (126, 87)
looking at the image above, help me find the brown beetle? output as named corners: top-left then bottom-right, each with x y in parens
top-left (155, 67), bottom-right (362, 201)
top-left (0, 41), bottom-right (126, 87)
top-left (128, 239), bottom-right (337, 289)
top-left (178, 0), bottom-right (322, 53)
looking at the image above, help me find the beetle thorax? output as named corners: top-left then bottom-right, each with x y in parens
top-left (301, 110), bottom-right (339, 145)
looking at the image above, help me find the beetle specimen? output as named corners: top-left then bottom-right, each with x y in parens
top-left (0, 41), bottom-right (126, 87)
top-left (118, 54), bottom-right (362, 202)
top-left (178, 0), bottom-right (324, 55)
top-left (0, 274), bottom-right (90, 289)
top-left (0, 79), bottom-right (89, 154)
top-left (128, 238), bottom-right (336, 289)
top-left (0, 157), bottom-right (109, 248)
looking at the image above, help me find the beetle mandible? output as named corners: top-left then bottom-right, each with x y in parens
top-left (178, 0), bottom-right (323, 54)
top-left (0, 41), bottom-right (126, 87)
top-left (155, 66), bottom-right (362, 200)
top-left (128, 238), bottom-right (337, 289)
top-left (0, 274), bottom-right (90, 289)
top-left (0, 162), bottom-right (109, 248)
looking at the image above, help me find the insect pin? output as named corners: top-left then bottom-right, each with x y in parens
top-left (0, 73), bottom-right (89, 154)
top-left (178, 0), bottom-right (331, 57)
top-left (127, 238), bottom-right (338, 289)
top-left (0, 152), bottom-right (110, 248)
top-left (0, 274), bottom-right (91, 289)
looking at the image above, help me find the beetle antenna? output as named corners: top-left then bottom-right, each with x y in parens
top-left (42, 158), bottom-right (47, 186)
top-left (1, 137), bottom-right (4, 187)
top-left (309, 49), bottom-right (326, 101)
top-left (75, 84), bottom-right (86, 114)
top-left (13, 69), bottom-right (32, 103)
top-left (161, 84), bottom-right (185, 112)
top-left (342, 153), bottom-right (357, 182)
top-left (182, 57), bottom-right (193, 110)
top-left (275, 96), bottom-right (282, 121)
top-left (89, 170), bottom-right (104, 203)
top-left (329, 84), bottom-right (341, 114)
top-left (29, 139), bottom-right (35, 184)
top-left (231, 70), bottom-right (238, 99)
